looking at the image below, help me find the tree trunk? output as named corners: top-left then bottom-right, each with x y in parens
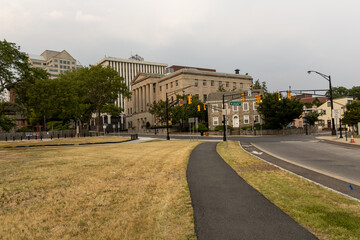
top-left (43, 115), bottom-right (47, 131)
top-left (96, 109), bottom-right (101, 134)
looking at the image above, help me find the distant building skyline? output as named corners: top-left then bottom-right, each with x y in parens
top-left (28, 50), bottom-right (82, 79)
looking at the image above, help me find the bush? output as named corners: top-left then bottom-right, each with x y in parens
top-left (215, 125), bottom-right (233, 131)
top-left (47, 121), bottom-right (71, 131)
top-left (16, 126), bottom-right (33, 132)
top-left (193, 123), bottom-right (208, 132)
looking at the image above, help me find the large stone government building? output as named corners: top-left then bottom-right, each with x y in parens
top-left (127, 66), bottom-right (253, 132)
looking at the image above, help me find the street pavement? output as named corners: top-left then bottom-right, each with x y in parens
top-left (187, 142), bottom-right (317, 240)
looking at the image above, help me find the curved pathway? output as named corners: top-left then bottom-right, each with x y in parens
top-left (186, 142), bottom-right (317, 240)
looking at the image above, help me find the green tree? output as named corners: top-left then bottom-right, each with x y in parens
top-left (252, 79), bottom-right (268, 92)
top-left (0, 101), bottom-right (17, 132)
top-left (149, 100), bottom-right (168, 124)
top-left (326, 86), bottom-right (349, 99)
top-left (312, 97), bottom-right (323, 107)
top-left (81, 65), bottom-right (130, 133)
top-left (305, 111), bottom-right (320, 126)
top-left (257, 92), bottom-right (304, 133)
top-left (171, 95), bottom-right (207, 131)
top-left (348, 86), bottom-right (360, 100)
top-left (0, 39), bottom-right (30, 93)
top-left (342, 101), bottom-right (360, 133)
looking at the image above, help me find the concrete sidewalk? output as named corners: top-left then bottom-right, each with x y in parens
top-left (187, 142), bottom-right (317, 240)
top-left (316, 135), bottom-right (360, 147)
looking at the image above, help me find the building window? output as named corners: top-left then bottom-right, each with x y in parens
top-left (347, 100), bottom-right (353, 104)
top-left (226, 82), bottom-right (229, 87)
top-left (244, 115), bottom-right (249, 124)
top-left (176, 80), bottom-right (178, 86)
top-left (32, 62), bottom-right (41, 65)
top-left (219, 81), bottom-right (222, 87)
top-left (243, 102), bottom-right (249, 111)
top-left (171, 82), bottom-right (173, 88)
top-left (60, 60), bottom-right (63, 64)
top-left (253, 102), bottom-right (257, 110)
top-left (232, 105), bottom-right (238, 111)
top-left (43, 63), bottom-right (46, 66)
top-left (60, 65), bottom-right (63, 69)
top-left (50, 74), bottom-right (58, 77)
top-left (203, 80), bottom-right (206, 86)
top-left (240, 83), bottom-right (243, 89)
top-left (322, 110), bottom-right (326, 115)
top-left (166, 84), bottom-right (168, 89)
top-left (49, 69), bottom-right (57, 72)
top-left (72, 62), bottom-right (75, 65)
top-left (54, 59), bottom-right (58, 62)
top-left (327, 102), bottom-right (331, 107)
top-left (195, 79), bottom-right (198, 87)
top-left (160, 86), bottom-right (162, 91)
top-left (254, 115), bottom-right (260, 123)
top-left (212, 104), bottom-right (218, 113)
top-left (211, 80), bottom-right (214, 86)
top-left (213, 117), bottom-right (219, 126)
top-left (203, 94), bottom-right (207, 102)
top-left (55, 64), bottom-right (58, 68)
top-left (233, 82), bottom-right (236, 88)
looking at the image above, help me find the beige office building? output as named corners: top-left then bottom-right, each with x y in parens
top-left (97, 56), bottom-right (168, 111)
top-left (127, 67), bottom-right (253, 132)
top-left (28, 50), bottom-right (82, 79)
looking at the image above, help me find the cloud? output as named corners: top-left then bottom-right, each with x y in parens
top-left (47, 10), bottom-right (64, 20)
top-left (75, 11), bottom-right (100, 22)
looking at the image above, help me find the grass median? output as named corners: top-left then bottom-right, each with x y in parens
top-left (217, 141), bottom-right (360, 240)
top-left (0, 140), bottom-right (200, 239)
top-left (0, 136), bottom-right (130, 148)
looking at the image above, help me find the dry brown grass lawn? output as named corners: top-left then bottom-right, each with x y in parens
top-left (0, 136), bottom-right (130, 148)
top-left (0, 140), bottom-right (200, 239)
top-left (218, 141), bottom-right (360, 240)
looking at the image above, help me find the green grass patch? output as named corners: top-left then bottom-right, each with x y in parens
top-left (217, 141), bottom-right (360, 240)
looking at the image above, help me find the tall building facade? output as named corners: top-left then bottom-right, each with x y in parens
top-left (28, 50), bottom-right (82, 79)
top-left (127, 68), bottom-right (253, 132)
top-left (96, 56), bottom-right (167, 129)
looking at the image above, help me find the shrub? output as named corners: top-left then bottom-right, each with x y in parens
top-left (215, 125), bottom-right (233, 131)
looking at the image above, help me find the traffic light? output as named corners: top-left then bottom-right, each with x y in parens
top-left (278, 93), bottom-right (282, 101)
top-left (287, 91), bottom-right (291, 98)
top-left (259, 94), bottom-right (263, 103)
top-left (168, 120), bottom-right (172, 124)
top-left (188, 96), bottom-right (192, 104)
top-left (204, 104), bottom-right (206, 110)
top-left (255, 94), bottom-right (260, 103)
top-left (197, 105), bottom-right (201, 111)
top-left (241, 93), bottom-right (245, 101)
top-left (179, 98), bottom-right (183, 107)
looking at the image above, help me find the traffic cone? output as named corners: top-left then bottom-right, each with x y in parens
top-left (351, 134), bottom-right (355, 143)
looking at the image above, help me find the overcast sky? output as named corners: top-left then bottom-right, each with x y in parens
top-left (1, 0), bottom-right (359, 92)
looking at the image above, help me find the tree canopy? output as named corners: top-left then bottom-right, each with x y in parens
top-left (0, 39), bottom-right (30, 93)
top-left (257, 92), bottom-right (304, 129)
top-left (149, 94), bottom-right (207, 131)
top-left (342, 101), bottom-right (360, 132)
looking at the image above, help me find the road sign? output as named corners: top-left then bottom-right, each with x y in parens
top-left (332, 109), bottom-right (341, 119)
top-left (230, 102), bottom-right (242, 106)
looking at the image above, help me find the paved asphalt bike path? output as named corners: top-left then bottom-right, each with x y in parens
top-left (186, 142), bottom-right (317, 240)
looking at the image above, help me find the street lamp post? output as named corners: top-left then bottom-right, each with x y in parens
top-left (166, 92), bottom-right (170, 140)
top-left (307, 71), bottom-right (336, 136)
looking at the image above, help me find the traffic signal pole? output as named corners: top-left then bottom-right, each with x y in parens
top-left (223, 94), bottom-right (226, 141)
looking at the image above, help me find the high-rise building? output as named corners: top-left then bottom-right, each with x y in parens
top-left (96, 56), bottom-right (167, 129)
top-left (28, 50), bottom-right (82, 79)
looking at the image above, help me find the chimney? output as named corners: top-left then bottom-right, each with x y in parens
top-left (235, 69), bottom-right (240, 74)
